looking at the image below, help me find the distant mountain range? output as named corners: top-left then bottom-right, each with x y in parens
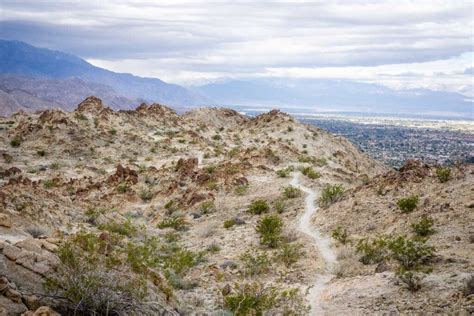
top-left (192, 78), bottom-right (473, 118)
top-left (0, 40), bottom-right (210, 116)
top-left (1, 40), bottom-right (472, 119)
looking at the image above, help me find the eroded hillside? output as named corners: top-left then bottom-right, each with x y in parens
top-left (0, 96), bottom-right (470, 315)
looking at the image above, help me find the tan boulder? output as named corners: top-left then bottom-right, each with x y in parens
top-left (21, 306), bottom-right (60, 316)
top-left (15, 238), bottom-right (42, 254)
top-left (0, 214), bottom-right (12, 228)
top-left (2, 244), bottom-right (23, 261)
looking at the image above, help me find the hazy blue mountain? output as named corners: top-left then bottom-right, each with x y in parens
top-left (193, 78), bottom-right (473, 118)
top-left (0, 40), bottom-right (211, 108)
top-left (0, 74), bottom-right (143, 116)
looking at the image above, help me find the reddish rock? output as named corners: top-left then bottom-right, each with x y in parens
top-left (107, 165), bottom-right (138, 185)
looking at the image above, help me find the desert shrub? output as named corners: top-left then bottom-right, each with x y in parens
top-left (319, 184), bottom-right (344, 208)
top-left (207, 180), bottom-right (219, 191)
top-left (25, 226), bottom-right (48, 238)
top-left (10, 136), bottom-right (22, 147)
top-left (411, 215), bottom-right (435, 237)
top-left (109, 128), bottom-right (117, 135)
top-left (287, 126), bottom-right (293, 132)
top-left (239, 249), bottom-right (271, 276)
top-left (43, 179), bottom-right (57, 189)
top-left (125, 236), bottom-right (160, 274)
top-left (396, 269), bottom-right (423, 292)
top-left (224, 282), bottom-right (278, 315)
top-left (282, 185), bottom-right (301, 199)
top-left (3, 154), bottom-right (13, 163)
top-left (50, 162), bottom-right (61, 170)
top-left (45, 231), bottom-right (147, 315)
top-left (397, 195), bottom-right (419, 213)
top-left (99, 220), bottom-right (137, 237)
top-left (207, 243), bottom-right (221, 253)
top-left (273, 198), bottom-right (286, 213)
top-left (116, 182), bottom-right (129, 194)
top-left (161, 246), bottom-right (204, 275)
top-left (228, 147), bottom-right (240, 158)
top-left (205, 165), bottom-right (216, 174)
top-left (247, 199), bottom-right (270, 215)
top-left (276, 243), bottom-right (305, 267)
top-left (212, 134), bottom-right (222, 141)
top-left (301, 166), bottom-right (320, 179)
top-left (332, 226), bottom-right (349, 244)
top-left (356, 236), bottom-right (389, 264)
top-left (436, 167), bottom-right (451, 183)
top-left (298, 155), bottom-right (312, 163)
top-left (387, 235), bottom-right (434, 270)
top-left (314, 157), bottom-right (327, 167)
top-left (199, 201), bottom-right (215, 215)
top-left (224, 219), bottom-right (236, 229)
top-left (164, 270), bottom-right (198, 290)
top-left (139, 187), bottom-right (153, 201)
top-left (276, 166), bottom-right (294, 178)
top-left (36, 149), bottom-right (47, 157)
top-left (234, 184), bottom-right (249, 196)
top-left (163, 231), bottom-right (181, 243)
top-left (223, 283), bottom-right (309, 316)
top-left (256, 214), bottom-right (283, 248)
top-left (157, 217), bottom-right (187, 231)
top-left (164, 200), bottom-right (177, 213)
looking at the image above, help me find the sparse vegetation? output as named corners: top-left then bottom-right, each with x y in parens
top-left (239, 249), bottom-right (271, 276)
top-left (10, 136), bottom-right (22, 147)
top-left (332, 226), bottom-right (349, 244)
top-left (199, 200), bottom-right (215, 215)
top-left (301, 166), bottom-right (320, 179)
top-left (276, 243), bottom-right (305, 267)
top-left (139, 187), bottom-right (153, 201)
top-left (319, 184), bottom-right (344, 208)
top-left (397, 195), bottom-right (419, 213)
top-left (224, 219), bottom-right (236, 229)
top-left (247, 199), bottom-right (270, 215)
top-left (412, 215), bottom-right (435, 237)
top-left (256, 214), bottom-right (283, 248)
top-left (356, 236), bottom-right (389, 264)
top-left (158, 217), bottom-right (187, 231)
top-left (276, 166), bottom-right (294, 178)
top-left (234, 184), bottom-right (249, 195)
top-left (282, 185), bottom-right (301, 199)
top-left (435, 167), bottom-right (451, 183)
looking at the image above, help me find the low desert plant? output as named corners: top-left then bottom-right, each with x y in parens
top-left (319, 184), bottom-right (344, 208)
top-left (98, 220), bottom-right (137, 237)
top-left (276, 243), bottom-right (305, 267)
top-left (332, 226), bottom-right (349, 244)
top-left (256, 214), bottom-right (283, 248)
top-left (397, 195), bottom-right (419, 213)
top-left (223, 219), bottom-right (236, 229)
top-left (247, 199), bottom-right (270, 215)
top-left (356, 236), bottom-right (389, 265)
top-left (387, 235), bottom-right (434, 270)
top-left (435, 167), bottom-right (451, 183)
top-left (139, 187), bottom-right (153, 201)
top-left (157, 217), bottom-right (187, 231)
top-left (10, 136), bottom-right (22, 147)
top-left (396, 269), bottom-right (424, 292)
top-left (234, 184), bottom-right (249, 196)
top-left (411, 215), bottom-right (435, 237)
top-left (282, 185), bottom-right (301, 199)
top-left (199, 201), bottom-right (215, 215)
top-left (239, 249), bottom-right (271, 276)
top-left (223, 282), bottom-right (278, 315)
top-left (301, 166), bottom-right (320, 179)
top-left (25, 226), bottom-right (48, 238)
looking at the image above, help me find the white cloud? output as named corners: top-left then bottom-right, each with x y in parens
top-left (1, 0), bottom-right (473, 94)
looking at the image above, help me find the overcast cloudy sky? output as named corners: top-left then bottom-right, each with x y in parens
top-left (1, 0), bottom-right (473, 96)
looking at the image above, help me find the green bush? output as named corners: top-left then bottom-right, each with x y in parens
top-left (45, 231), bottom-right (146, 315)
top-left (273, 198), bottom-right (286, 213)
top-left (356, 236), bottom-right (389, 264)
top-left (282, 185), bottom-right (301, 199)
top-left (319, 184), bottom-right (344, 208)
top-left (116, 182), bottom-right (129, 194)
top-left (411, 215), bottom-right (435, 237)
top-left (162, 246), bottom-right (204, 275)
top-left (387, 235), bottom-right (434, 270)
top-left (331, 226), bottom-right (349, 244)
top-left (396, 269), bottom-right (423, 292)
top-left (199, 201), bottom-right (215, 215)
top-left (276, 166), bottom-right (294, 178)
top-left (212, 134), bottom-right (222, 141)
top-left (224, 219), bottom-right (236, 229)
top-left (247, 199), bottom-right (270, 215)
top-left (36, 149), bottom-right (47, 157)
top-left (10, 136), bottom-right (22, 147)
top-left (276, 243), bottom-right (305, 267)
top-left (234, 184), bottom-right (249, 196)
top-left (301, 166), bottom-right (320, 179)
top-left (157, 217), bottom-right (187, 231)
top-left (239, 249), bottom-right (271, 276)
top-left (139, 187), bottom-right (153, 201)
top-left (397, 195), bottom-right (419, 213)
top-left (256, 214), bottom-right (283, 248)
top-left (99, 220), bottom-right (137, 237)
top-left (43, 179), bottom-right (57, 189)
top-left (435, 167), bottom-right (451, 183)
top-left (224, 282), bottom-right (278, 316)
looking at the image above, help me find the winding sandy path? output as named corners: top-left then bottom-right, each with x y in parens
top-left (290, 172), bottom-right (336, 315)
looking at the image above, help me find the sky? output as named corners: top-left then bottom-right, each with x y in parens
top-left (1, 0), bottom-right (473, 96)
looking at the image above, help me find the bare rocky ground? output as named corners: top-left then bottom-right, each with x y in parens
top-left (0, 96), bottom-right (471, 315)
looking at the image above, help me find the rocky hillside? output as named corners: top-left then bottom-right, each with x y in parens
top-left (0, 96), bottom-right (470, 315)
